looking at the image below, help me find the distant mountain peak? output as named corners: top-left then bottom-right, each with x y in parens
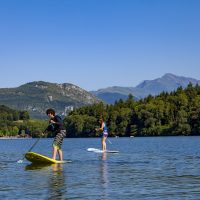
top-left (161, 73), bottom-right (197, 82)
top-left (92, 73), bottom-right (200, 104)
top-left (162, 73), bottom-right (177, 78)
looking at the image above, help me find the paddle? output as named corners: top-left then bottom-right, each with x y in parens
top-left (107, 138), bottom-right (112, 144)
top-left (17, 129), bottom-right (47, 163)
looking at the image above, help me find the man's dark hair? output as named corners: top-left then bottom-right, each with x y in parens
top-left (46, 108), bottom-right (55, 115)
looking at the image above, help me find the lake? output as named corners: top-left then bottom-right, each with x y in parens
top-left (0, 137), bottom-right (200, 200)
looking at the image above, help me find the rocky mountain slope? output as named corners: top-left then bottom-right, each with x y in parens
top-left (0, 81), bottom-right (101, 119)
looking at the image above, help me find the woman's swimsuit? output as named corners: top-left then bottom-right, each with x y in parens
top-left (102, 122), bottom-right (108, 138)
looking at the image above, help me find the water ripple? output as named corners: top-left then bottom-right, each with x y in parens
top-left (0, 137), bottom-right (200, 199)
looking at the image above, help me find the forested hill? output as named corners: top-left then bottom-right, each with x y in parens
top-left (1, 83), bottom-right (200, 138)
top-left (65, 83), bottom-right (200, 137)
top-left (0, 81), bottom-right (101, 119)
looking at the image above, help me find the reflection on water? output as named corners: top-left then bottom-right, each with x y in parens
top-left (99, 152), bottom-right (109, 200)
top-left (100, 152), bottom-right (107, 161)
top-left (25, 163), bottom-right (67, 200)
top-left (25, 163), bottom-right (52, 170)
top-left (48, 164), bottom-right (67, 200)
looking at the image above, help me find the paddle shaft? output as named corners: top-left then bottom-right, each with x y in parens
top-left (27, 128), bottom-right (47, 153)
top-left (26, 128), bottom-right (48, 153)
top-left (27, 137), bottom-right (41, 152)
top-left (107, 138), bottom-right (112, 144)
top-left (18, 137), bottom-right (41, 162)
top-left (18, 129), bottom-right (47, 163)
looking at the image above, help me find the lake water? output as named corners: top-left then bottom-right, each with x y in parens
top-left (0, 137), bottom-right (200, 200)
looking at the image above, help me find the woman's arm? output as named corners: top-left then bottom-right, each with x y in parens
top-left (95, 122), bottom-right (104, 131)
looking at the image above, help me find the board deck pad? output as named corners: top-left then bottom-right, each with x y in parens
top-left (25, 152), bottom-right (71, 164)
top-left (87, 148), bottom-right (119, 153)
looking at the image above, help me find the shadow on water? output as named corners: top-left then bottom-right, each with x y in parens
top-left (25, 163), bottom-right (68, 200)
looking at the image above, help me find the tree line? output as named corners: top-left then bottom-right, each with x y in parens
top-left (1, 83), bottom-right (200, 137)
top-left (0, 105), bottom-right (47, 137)
top-left (65, 83), bottom-right (200, 137)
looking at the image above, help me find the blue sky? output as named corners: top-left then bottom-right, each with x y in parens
top-left (0, 0), bottom-right (200, 91)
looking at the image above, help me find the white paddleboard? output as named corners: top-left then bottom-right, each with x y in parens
top-left (87, 148), bottom-right (119, 153)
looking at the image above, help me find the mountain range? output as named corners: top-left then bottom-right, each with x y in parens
top-left (91, 73), bottom-right (200, 104)
top-left (0, 81), bottom-right (100, 119)
top-left (0, 73), bottom-right (200, 119)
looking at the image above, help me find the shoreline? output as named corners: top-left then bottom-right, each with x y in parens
top-left (0, 136), bottom-right (32, 139)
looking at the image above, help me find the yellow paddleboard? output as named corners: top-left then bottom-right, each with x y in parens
top-left (25, 152), bottom-right (71, 164)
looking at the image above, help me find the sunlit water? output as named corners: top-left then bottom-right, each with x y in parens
top-left (0, 137), bottom-right (200, 200)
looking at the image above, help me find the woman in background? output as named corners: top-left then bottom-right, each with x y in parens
top-left (96, 118), bottom-right (108, 151)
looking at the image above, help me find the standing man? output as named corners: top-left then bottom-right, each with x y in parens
top-left (46, 108), bottom-right (66, 161)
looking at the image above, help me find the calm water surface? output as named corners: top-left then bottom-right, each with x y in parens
top-left (0, 137), bottom-right (200, 200)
